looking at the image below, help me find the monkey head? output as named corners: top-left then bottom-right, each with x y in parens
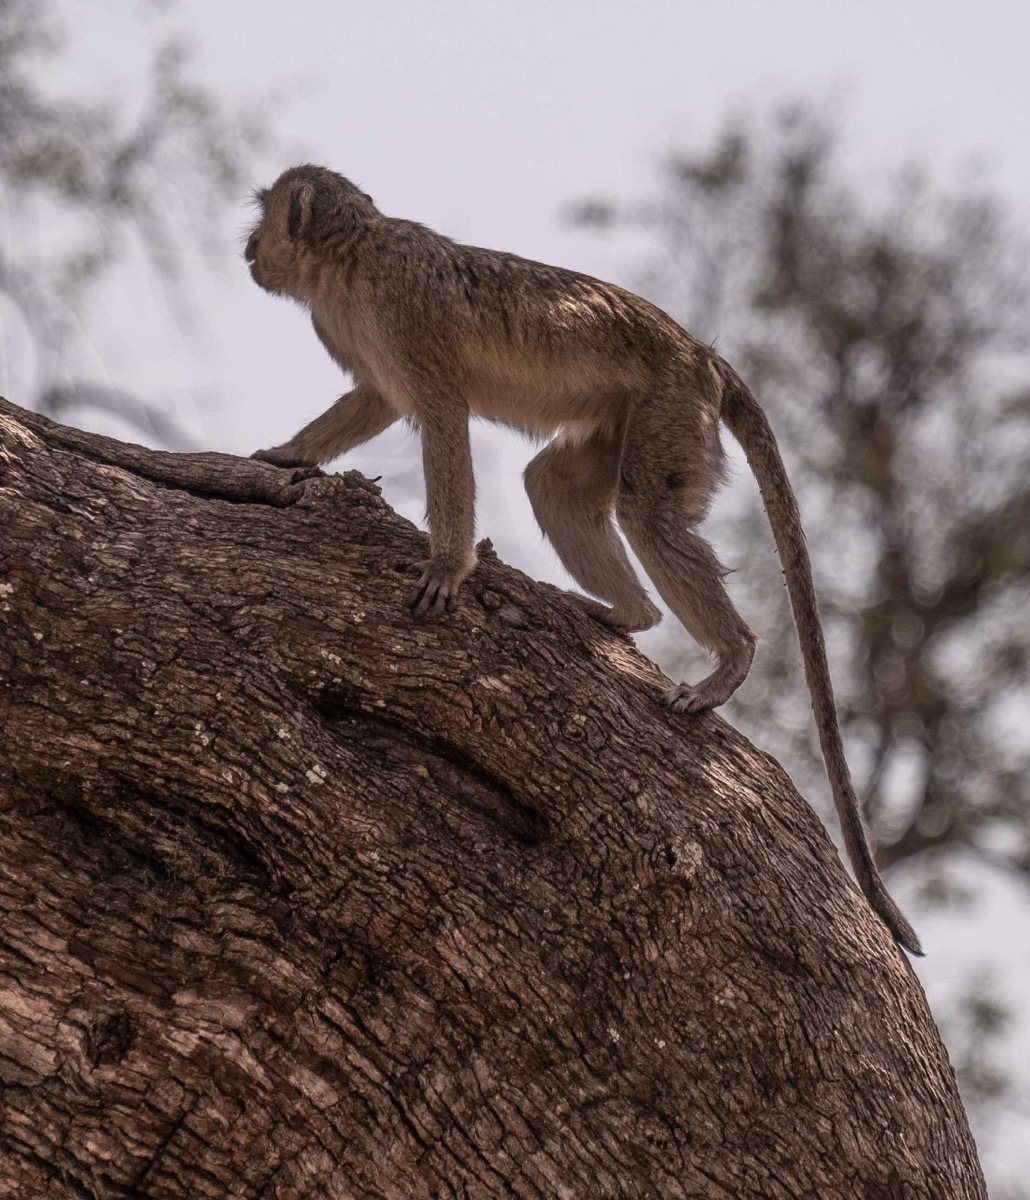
top-left (245, 164), bottom-right (378, 300)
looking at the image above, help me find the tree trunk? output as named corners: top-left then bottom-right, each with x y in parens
top-left (0, 397), bottom-right (985, 1199)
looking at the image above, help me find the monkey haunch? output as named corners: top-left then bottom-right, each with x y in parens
top-left (246, 164), bottom-right (921, 956)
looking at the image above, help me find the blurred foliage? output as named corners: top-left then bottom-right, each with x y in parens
top-left (0, 0), bottom-right (272, 441)
top-left (937, 966), bottom-right (1030, 1198)
top-left (570, 102), bottom-right (1030, 1185)
top-left (570, 101), bottom-right (1030, 893)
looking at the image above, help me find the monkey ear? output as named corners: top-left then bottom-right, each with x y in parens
top-left (288, 183), bottom-right (316, 240)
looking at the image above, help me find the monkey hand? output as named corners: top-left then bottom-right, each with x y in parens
top-left (410, 555), bottom-right (475, 617)
top-left (250, 446), bottom-right (318, 469)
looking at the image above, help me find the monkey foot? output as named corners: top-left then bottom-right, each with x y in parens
top-left (250, 447), bottom-right (319, 469)
top-left (564, 593), bottom-right (662, 634)
top-left (664, 636), bottom-right (756, 714)
top-left (662, 683), bottom-right (719, 715)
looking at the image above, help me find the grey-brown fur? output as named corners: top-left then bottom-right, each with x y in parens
top-left (246, 164), bottom-right (921, 955)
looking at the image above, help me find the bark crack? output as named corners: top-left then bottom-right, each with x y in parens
top-left (313, 690), bottom-right (551, 848)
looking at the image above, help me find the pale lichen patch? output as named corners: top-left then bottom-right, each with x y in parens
top-left (594, 640), bottom-right (660, 685)
top-left (288, 1063), bottom-right (341, 1110)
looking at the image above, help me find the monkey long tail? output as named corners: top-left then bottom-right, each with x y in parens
top-left (721, 377), bottom-right (922, 956)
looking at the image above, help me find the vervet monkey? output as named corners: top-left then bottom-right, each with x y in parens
top-left (246, 164), bottom-right (921, 955)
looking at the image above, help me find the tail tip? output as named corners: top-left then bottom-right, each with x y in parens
top-left (898, 928), bottom-right (924, 957)
top-left (873, 893), bottom-right (923, 957)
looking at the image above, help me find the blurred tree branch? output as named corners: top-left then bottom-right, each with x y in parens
top-left (0, 0), bottom-right (276, 443)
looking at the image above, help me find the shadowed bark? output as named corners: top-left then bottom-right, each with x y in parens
top-left (0, 397), bottom-right (985, 1199)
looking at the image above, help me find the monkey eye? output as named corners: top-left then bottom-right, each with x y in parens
top-left (245, 232), bottom-right (260, 262)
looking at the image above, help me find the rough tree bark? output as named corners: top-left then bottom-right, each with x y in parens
top-left (0, 397), bottom-right (985, 1199)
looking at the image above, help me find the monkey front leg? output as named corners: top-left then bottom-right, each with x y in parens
top-left (251, 384), bottom-right (398, 467)
top-left (411, 404), bottom-right (477, 616)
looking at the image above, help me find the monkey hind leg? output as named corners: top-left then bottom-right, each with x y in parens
top-left (644, 529), bottom-right (756, 714)
top-left (618, 403), bottom-right (756, 713)
top-left (524, 434), bottom-right (661, 633)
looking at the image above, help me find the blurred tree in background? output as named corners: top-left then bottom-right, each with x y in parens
top-left (0, 0), bottom-right (271, 442)
top-left (570, 100), bottom-right (1030, 1178)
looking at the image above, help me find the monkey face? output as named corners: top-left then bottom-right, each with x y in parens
top-left (245, 194), bottom-right (303, 298)
top-left (245, 173), bottom-right (319, 298)
top-left (245, 166), bottom-right (378, 301)
top-left (243, 229), bottom-right (271, 289)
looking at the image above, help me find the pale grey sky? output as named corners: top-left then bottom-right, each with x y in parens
top-left (65, 0), bottom-right (1030, 466)
top-left (14, 0), bottom-right (1030, 1183)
